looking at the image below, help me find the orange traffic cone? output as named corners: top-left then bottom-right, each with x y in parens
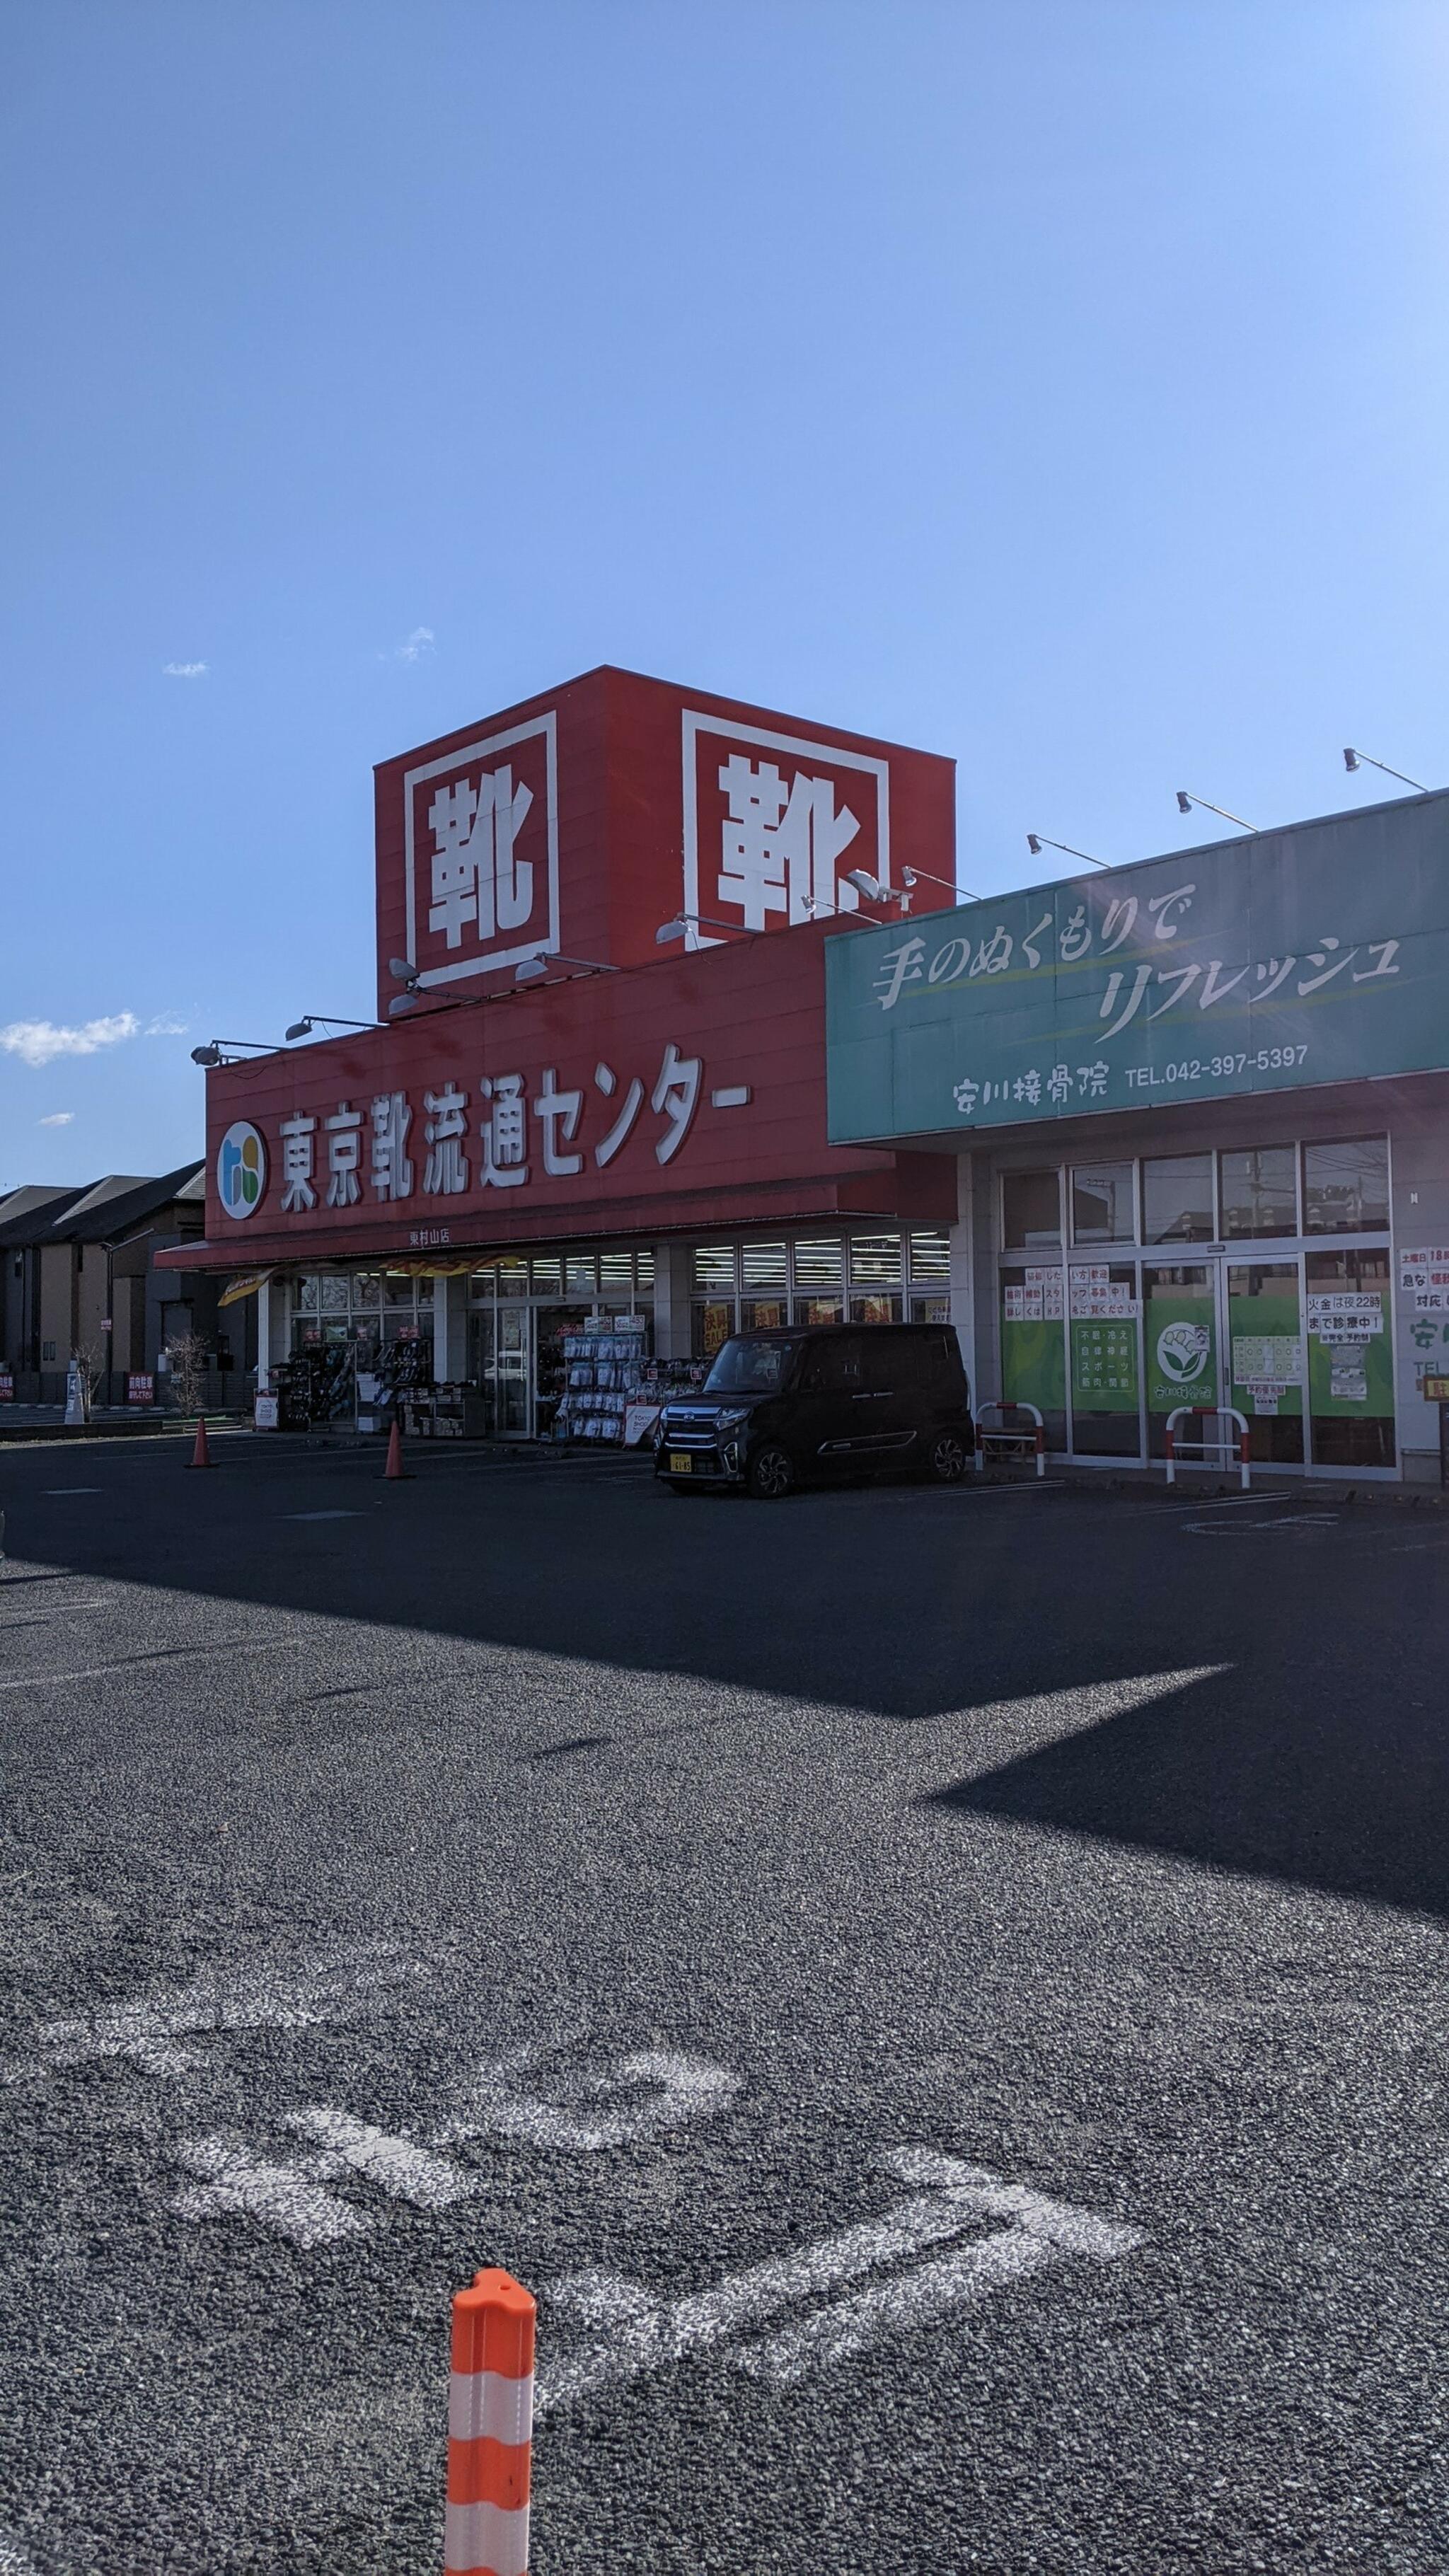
top-left (383, 1420), bottom-right (405, 1480)
top-left (188, 1415), bottom-right (212, 1469)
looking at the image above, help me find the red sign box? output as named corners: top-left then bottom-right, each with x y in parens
top-left (374, 667), bottom-right (955, 1018)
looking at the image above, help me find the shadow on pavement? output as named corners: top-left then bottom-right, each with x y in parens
top-left (925, 1655), bottom-right (1449, 1920)
top-left (3, 1441), bottom-right (1447, 1917)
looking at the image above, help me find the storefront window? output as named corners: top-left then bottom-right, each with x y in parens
top-left (908, 1230), bottom-right (951, 1283)
top-left (352, 1271), bottom-right (383, 1308)
top-left (1305, 1247), bottom-right (1395, 1467)
top-left (566, 1254), bottom-right (599, 1296)
top-left (741, 1298), bottom-right (786, 1330)
top-left (635, 1248), bottom-right (656, 1289)
top-left (1303, 1138), bottom-right (1389, 1235)
top-left (849, 1232), bottom-right (902, 1285)
top-left (742, 1241), bottom-right (788, 1290)
top-left (792, 1239), bottom-right (844, 1289)
top-left (1070, 1165), bottom-right (1135, 1244)
top-left (468, 1264), bottom-right (497, 1302)
top-left (497, 1258), bottom-right (529, 1297)
top-left (319, 1274), bottom-right (349, 1315)
top-left (850, 1293), bottom-right (902, 1324)
top-left (1220, 1147), bottom-right (1297, 1241)
top-left (297, 1276), bottom-right (321, 1314)
top-left (798, 1294), bottom-right (844, 1326)
top-left (910, 1295), bottom-right (950, 1323)
top-left (384, 1271), bottom-right (417, 1307)
top-left (1002, 1170), bottom-right (1061, 1249)
top-left (1000, 1266), bottom-right (1066, 1452)
top-left (692, 1245), bottom-right (736, 1293)
top-left (693, 1299), bottom-right (736, 1358)
top-left (1068, 1261), bottom-right (1141, 1456)
top-left (1143, 1155), bottom-right (1214, 1244)
top-left (599, 1249), bottom-right (633, 1291)
top-left (529, 1256), bottom-right (563, 1295)
top-left (383, 1308), bottom-right (432, 1344)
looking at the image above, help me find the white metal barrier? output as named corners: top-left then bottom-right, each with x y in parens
top-left (1165, 1404), bottom-right (1252, 1490)
top-left (976, 1400), bottom-right (1046, 1479)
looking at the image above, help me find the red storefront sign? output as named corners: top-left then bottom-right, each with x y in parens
top-left (196, 920), bottom-right (952, 1269)
top-left (400, 712), bottom-right (558, 991)
top-left (374, 666), bottom-right (954, 1015)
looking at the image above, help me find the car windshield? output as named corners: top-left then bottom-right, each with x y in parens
top-left (704, 1336), bottom-right (799, 1394)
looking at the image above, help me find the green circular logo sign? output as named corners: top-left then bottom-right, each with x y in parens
top-left (1156, 1320), bottom-right (1210, 1386)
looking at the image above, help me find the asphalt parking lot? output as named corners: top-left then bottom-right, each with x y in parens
top-left (0, 1433), bottom-right (1445, 2574)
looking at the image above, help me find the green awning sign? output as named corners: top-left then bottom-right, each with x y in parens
top-left (826, 791), bottom-right (1449, 1140)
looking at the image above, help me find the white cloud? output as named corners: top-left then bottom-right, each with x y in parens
top-left (0, 1012), bottom-right (139, 1068)
top-left (163, 661), bottom-right (208, 678)
top-left (38, 1111), bottom-right (75, 1127)
top-left (144, 1012), bottom-right (188, 1037)
top-left (394, 626), bottom-right (434, 663)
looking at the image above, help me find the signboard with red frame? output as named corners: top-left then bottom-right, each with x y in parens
top-left (197, 918), bottom-right (952, 1269)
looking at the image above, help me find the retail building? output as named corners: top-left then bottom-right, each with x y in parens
top-left (168, 666), bottom-right (1448, 1479)
top-left (826, 788), bottom-right (1449, 1483)
top-left (163, 666), bottom-right (959, 1434)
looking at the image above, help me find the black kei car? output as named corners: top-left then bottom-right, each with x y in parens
top-left (653, 1323), bottom-right (974, 1499)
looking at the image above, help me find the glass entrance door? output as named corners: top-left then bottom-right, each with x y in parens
top-left (471, 1307), bottom-right (533, 1438)
top-left (1227, 1261), bottom-right (1305, 1465)
top-left (1143, 1263), bottom-right (1220, 1458)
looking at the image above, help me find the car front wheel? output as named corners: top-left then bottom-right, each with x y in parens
top-left (748, 1443), bottom-right (796, 1501)
top-left (929, 1430), bottom-right (969, 1483)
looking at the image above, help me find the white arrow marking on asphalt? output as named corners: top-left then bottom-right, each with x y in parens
top-left (737, 2148), bottom-right (1141, 2383)
top-left (536, 2149), bottom-right (1142, 2412)
top-left (287, 2106), bottom-right (471, 2207)
top-left (5, 1941), bottom-right (424, 2080)
top-left (171, 2136), bottom-right (370, 2246)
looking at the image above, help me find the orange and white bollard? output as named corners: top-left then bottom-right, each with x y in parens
top-left (445, 2268), bottom-right (535, 2576)
top-left (188, 1416), bottom-right (212, 1470)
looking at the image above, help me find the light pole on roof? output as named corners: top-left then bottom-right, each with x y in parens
top-left (1343, 746), bottom-right (1426, 791)
top-left (1174, 790), bottom-right (1257, 832)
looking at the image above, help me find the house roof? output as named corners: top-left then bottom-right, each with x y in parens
top-left (45, 1162), bottom-right (206, 1245)
top-left (0, 1165), bottom-right (206, 1250)
top-left (0, 1185), bottom-right (89, 1247)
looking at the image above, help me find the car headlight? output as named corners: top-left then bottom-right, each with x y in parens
top-left (714, 1406), bottom-right (751, 1430)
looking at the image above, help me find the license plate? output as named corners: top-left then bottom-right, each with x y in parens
top-left (669, 1452), bottom-right (693, 1474)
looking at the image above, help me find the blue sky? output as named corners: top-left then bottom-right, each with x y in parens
top-left (3, 0), bottom-right (1447, 1186)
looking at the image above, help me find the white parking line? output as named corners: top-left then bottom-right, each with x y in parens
top-left (43, 1487), bottom-right (102, 1496)
top-left (0, 1644), bottom-right (246, 1694)
top-left (282, 1511), bottom-right (365, 1522)
top-left (1183, 1513), bottom-right (1340, 1535)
